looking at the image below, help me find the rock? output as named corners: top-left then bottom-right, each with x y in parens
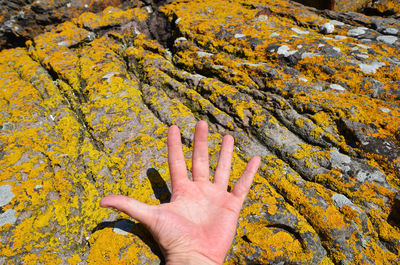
top-left (0, 0), bottom-right (130, 50)
top-left (377, 35), bottom-right (398, 44)
top-left (384, 27), bottom-right (399, 35)
top-left (330, 84), bottom-right (346, 91)
top-left (0, 0), bottom-right (399, 264)
top-left (320, 22), bottom-right (335, 34)
top-left (347, 27), bottom-right (367, 37)
top-left (332, 193), bottom-right (354, 209)
top-left (359, 61), bottom-right (386, 74)
top-left (0, 209), bottom-right (17, 227)
top-left (0, 185), bottom-right (14, 207)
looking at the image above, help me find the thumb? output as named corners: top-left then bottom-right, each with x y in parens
top-left (100, 195), bottom-right (154, 225)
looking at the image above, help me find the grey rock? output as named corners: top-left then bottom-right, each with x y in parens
top-left (383, 28), bottom-right (399, 35)
top-left (356, 169), bottom-right (386, 185)
top-left (234, 33), bottom-right (246, 38)
top-left (330, 84), bottom-right (346, 91)
top-left (377, 35), bottom-right (398, 45)
top-left (0, 185), bottom-right (14, 207)
top-left (2, 122), bottom-right (15, 131)
top-left (335, 35), bottom-right (347, 40)
top-left (291, 27), bottom-right (309, 34)
top-left (320, 23), bottom-right (335, 34)
top-left (330, 149), bottom-right (351, 173)
top-left (379, 108), bottom-right (391, 113)
top-left (83, 32), bottom-right (96, 42)
top-left (0, 209), bottom-right (17, 227)
top-left (355, 54), bottom-right (369, 60)
top-left (347, 27), bottom-right (367, 37)
top-left (359, 61), bottom-right (385, 74)
top-left (332, 193), bottom-right (353, 209)
top-left (197, 51), bottom-right (213, 58)
top-left (301, 52), bottom-right (319, 59)
top-left (329, 20), bottom-right (344, 26)
top-left (277, 45), bottom-right (297, 57)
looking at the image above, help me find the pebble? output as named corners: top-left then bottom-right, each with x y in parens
top-left (277, 45), bottom-right (297, 57)
top-left (383, 28), bottom-right (398, 35)
top-left (332, 47), bottom-right (341, 53)
top-left (358, 61), bottom-right (385, 74)
top-left (330, 84), bottom-right (346, 92)
top-left (320, 23), bottom-right (334, 34)
top-left (83, 32), bottom-right (95, 42)
top-left (269, 32), bottom-right (280, 38)
top-left (291, 27), bottom-right (309, 35)
top-left (377, 35), bottom-right (398, 45)
top-left (379, 107), bottom-right (391, 113)
top-left (298, 77), bottom-right (308, 82)
top-left (347, 27), bottom-right (367, 37)
top-left (0, 185), bottom-right (14, 207)
top-left (234, 33), bottom-right (246, 39)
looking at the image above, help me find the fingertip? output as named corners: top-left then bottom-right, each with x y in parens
top-left (99, 194), bottom-right (118, 208)
top-left (223, 134), bottom-right (234, 144)
top-left (168, 124), bottom-right (180, 135)
top-left (251, 155), bottom-right (261, 165)
top-left (196, 120), bottom-right (208, 130)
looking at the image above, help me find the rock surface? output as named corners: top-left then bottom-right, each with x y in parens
top-left (0, 0), bottom-right (132, 50)
top-left (0, 0), bottom-right (399, 264)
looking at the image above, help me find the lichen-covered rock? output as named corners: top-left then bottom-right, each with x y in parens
top-left (0, 0), bottom-right (399, 264)
top-left (0, 0), bottom-right (133, 50)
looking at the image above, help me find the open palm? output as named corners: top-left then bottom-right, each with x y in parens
top-left (100, 121), bottom-right (261, 265)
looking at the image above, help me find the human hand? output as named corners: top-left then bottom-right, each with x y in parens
top-left (100, 121), bottom-right (261, 265)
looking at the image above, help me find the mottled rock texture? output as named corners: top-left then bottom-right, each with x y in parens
top-left (0, 0), bottom-right (400, 264)
top-left (0, 0), bottom-right (133, 50)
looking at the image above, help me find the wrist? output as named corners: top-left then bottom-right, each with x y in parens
top-left (165, 252), bottom-right (221, 265)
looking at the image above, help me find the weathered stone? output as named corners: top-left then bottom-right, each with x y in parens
top-left (377, 35), bottom-right (398, 44)
top-left (0, 209), bottom-right (17, 227)
top-left (0, 0), bottom-right (131, 50)
top-left (0, 185), bottom-right (14, 207)
top-left (320, 22), bottom-right (335, 34)
top-left (0, 0), bottom-right (399, 264)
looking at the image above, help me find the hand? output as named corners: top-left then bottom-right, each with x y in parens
top-left (100, 121), bottom-right (261, 265)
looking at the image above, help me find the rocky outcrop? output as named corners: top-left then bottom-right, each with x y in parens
top-left (0, 0), bottom-right (399, 264)
top-left (0, 0), bottom-right (133, 50)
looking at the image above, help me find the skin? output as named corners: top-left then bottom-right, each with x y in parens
top-left (100, 121), bottom-right (261, 264)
